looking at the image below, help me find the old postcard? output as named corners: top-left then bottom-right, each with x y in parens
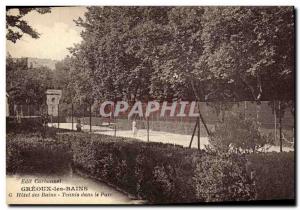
top-left (6, 6), bottom-right (295, 205)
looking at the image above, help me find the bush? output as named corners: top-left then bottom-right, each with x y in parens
top-left (6, 117), bottom-right (44, 134)
top-left (7, 131), bottom-right (294, 203)
top-left (193, 153), bottom-right (255, 202)
top-left (247, 152), bottom-right (294, 200)
top-left (6, 133), bottom-right (72, 175)
top-left (6, 117), bottom-right (73, 138)
top-left (59, 133), bottom-right (255, 203)
top-left (210, 114), bottom-right (272, 153)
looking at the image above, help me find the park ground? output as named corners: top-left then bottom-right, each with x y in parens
top-left (49, 122), bottom-right (294, 152)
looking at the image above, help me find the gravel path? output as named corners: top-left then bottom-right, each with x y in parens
top-left (48, 123), bottom-right (294, 152)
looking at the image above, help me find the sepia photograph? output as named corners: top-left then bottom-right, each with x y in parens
top-left (6, 6), bottom-right (295, 205)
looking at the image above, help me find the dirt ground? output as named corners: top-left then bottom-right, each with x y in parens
top-left (48, 123), bottom-right (294, 152)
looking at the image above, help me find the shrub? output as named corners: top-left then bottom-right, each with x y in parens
top-left (7, 131), bottom-right (294, 203)
top-left (60, 133), bottom-right (255, 203)
top-left (6, 133), bottom-right (72, 175)
top-left (210, 114), bottom-right (272, 153)
top-left (6, 134), bottom-right (23, 174)
top-left (193, 153), bottom-right (255, 202)
top-left (6, 117), bottom-right (44, 134)
top-left (247, 152), bottom-right (294, 200)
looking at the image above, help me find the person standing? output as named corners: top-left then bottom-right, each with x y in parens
top-left (76, 119), bottom-right (83, 132)
top-left (132, 119), bottom-right (138, 136)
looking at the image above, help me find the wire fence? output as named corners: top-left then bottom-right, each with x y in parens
top-left (8, 101), bottom-right (294, 147)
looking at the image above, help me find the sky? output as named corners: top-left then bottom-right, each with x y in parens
top-left (6, 7), bottom-right (87, 61)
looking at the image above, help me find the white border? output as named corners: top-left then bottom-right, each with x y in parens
top-left (2, 0), bottom-right (299, 6)
top-left (0, 1), bottom-right (298, 210)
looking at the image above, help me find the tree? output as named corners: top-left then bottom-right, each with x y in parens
top-left (66, 6), bottom-right (294, 140)
top-left (6, 7), bottom-right (51, 43)
top-left (6, 54), bottom-right (54, 105)
top-left (52, 56), bottom-right (77, 104)
top-left (197, 7), bottom-right (294, 149)
top-left (197, 7), bottom-right (294, 102)
top-left (71, 7), bottom-right (172, 103)
top-left (71, 6), bottom-right (293, 103)
top-left (150, 7), bottom-right (205, 101)
top-left (6, 7), bottom-right (53, 105)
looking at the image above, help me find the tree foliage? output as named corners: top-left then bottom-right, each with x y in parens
top-left (6, 54), bottom-right (54, 104)
top-left (6, 7), bottom-right (51, 43)
top-left (66, 6), bottom-right (294, 105)
top-left (197, 7), bottom-right (294, 102)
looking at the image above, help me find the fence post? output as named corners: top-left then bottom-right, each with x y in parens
top-left (244, 101), bottom-right (247, 120)
top-left (114, 122), bottom-right (117, 137)
top-left (71, 103), bottom-right (74, 131)
top-left (197, 102), bottom-right (201, 151)
top-left (256, 103), bottom-right (260, 124)
top-left (189, 120), bottom-right (198, 148)
top-left (57, 104), bottom-right (60, 129)
top-left (197, 116), bottom-right (200, 150)
top-left (90, 103), bottom-right (92, 132)
top-left (147, 116), bottom-right (150, 142)
top-left (279, 101), bottom-right (282, 152)
top-left (274, 100), bottom-right (277, 145)
top-left (113, 103), bottom-right (116, 137)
